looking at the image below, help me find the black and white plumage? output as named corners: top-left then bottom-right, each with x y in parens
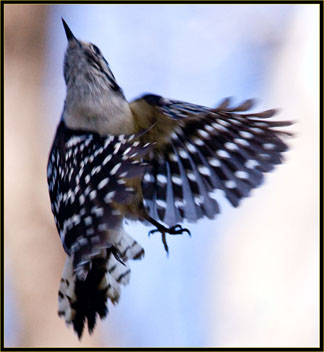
top-left (135, 95), bottom-right (292, 226)
top-left (47, 121), bottom-right (152, 337)
top-left (48, 121), bottom-right (152, 269)
top-left (47, 19), bottom-right (292, 339)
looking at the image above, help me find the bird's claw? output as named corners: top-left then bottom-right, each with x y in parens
top-left (147, 223), bottom-right (191, 253)
top-left (148, 228), bottom-right (159, 237)
top-left (169, 224), bottom-right (191, 237)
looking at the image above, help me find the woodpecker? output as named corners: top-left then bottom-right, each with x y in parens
top-left (47, 19), bottom-right (293, 338)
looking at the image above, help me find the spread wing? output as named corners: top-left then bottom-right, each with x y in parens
top-left (130, 94), bottom-right (293, 226)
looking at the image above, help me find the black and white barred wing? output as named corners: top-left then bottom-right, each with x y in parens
top-left (134, 94), bottom-right (292, 226)
top-left (47, 122), bottom-right (151, 266)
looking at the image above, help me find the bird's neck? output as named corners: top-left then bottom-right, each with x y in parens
top-left (62, 85), bottom-right (134, 135)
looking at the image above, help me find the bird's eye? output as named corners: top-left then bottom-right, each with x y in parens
top-left (91, 44), bottom-right (101, 55)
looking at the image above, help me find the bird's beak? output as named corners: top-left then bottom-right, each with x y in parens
top-left (62, 18), bottom-right (77, 42)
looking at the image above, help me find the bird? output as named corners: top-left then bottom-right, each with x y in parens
top-left (47, 18), bottom-right (293, 338)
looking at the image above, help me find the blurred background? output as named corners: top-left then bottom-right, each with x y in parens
top-left (4, 3), bottom-right (319, 348)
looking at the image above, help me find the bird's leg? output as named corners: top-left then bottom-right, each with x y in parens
top-left (145, 215), bottom-right (191, 253)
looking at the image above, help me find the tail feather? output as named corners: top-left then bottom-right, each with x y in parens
top-left (115, 229), bottom-right (145, 261)
top-left (71, 256), bottom-right (108, 337)
top-left (58, 230), bottom-right (144, 339)
top-left (107, 254), bottom-right (131, 286)
top-left (105, 271), bottom-right (121, 304)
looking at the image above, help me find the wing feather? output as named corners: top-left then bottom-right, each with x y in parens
top-left (47, 122), bottom-right (152, 264)
top-left (130, 94), bottom-right (293, 226)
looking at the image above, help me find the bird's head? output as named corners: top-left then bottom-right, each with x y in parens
top-left (60, 19), bottom-right (133, 134)
top-left (62, 18), bottom-right (121, 93)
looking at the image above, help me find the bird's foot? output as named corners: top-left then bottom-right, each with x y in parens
top-left (148, 223), bottom-right (191, 254)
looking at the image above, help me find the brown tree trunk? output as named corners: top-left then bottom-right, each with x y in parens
top-left (4, 4), bottom-right (105, 346)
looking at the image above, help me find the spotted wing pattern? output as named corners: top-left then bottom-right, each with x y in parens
top-left (47, 121), bottom-right (151, 268)
top-left (140, 95), bottom-right (293, 226)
